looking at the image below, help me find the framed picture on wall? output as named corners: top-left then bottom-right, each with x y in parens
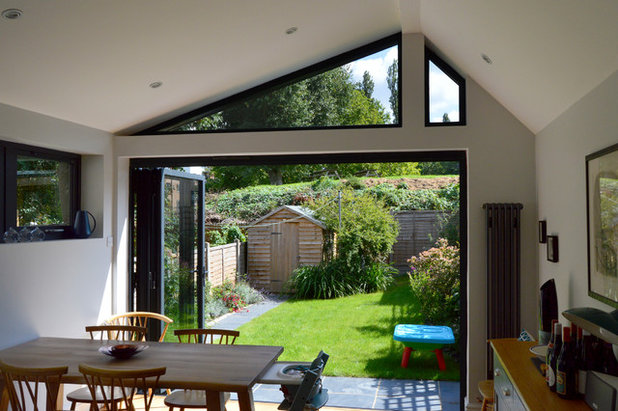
top-left (547, 235), bottom-right (559, 262)
top-left (539, 221), bottom-right (547, 243)
top-left (586, 142), bottom-right (618, 308)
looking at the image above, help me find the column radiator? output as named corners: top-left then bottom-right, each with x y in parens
top-left (483, 203), bottom-right (523, 378)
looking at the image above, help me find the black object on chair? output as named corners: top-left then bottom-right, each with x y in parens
top-left (278, 351), bottom-right (329, 411)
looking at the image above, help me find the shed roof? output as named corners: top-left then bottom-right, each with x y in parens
top-left (249, 205), bottom-right (327, 230)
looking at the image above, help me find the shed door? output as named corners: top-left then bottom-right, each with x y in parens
top-left (270, 222), bottom-right (299, 292)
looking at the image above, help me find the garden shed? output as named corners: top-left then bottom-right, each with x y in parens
top-left (246, 205), bottom-right (328, 292)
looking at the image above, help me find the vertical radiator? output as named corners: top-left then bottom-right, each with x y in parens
top-left (483, 203), bottom-right (523, 378)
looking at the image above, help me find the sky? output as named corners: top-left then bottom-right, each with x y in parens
top-left (348, 46), bottom-right (460, 123)
top-left (348, 46), bottom-right (398, 121)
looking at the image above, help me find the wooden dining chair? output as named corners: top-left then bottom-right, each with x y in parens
top-left (78, 364), bottom-right (166, 411)
top-left (66, 325), bottom-right (148, 410)
top-left (173, 328), bottom-right (240, 345)
top-left (0, 359), bottom-right (68, 411)
top-left (86, 325), bottom-right (148, 341)
top-left (105, 311), bottom-right (173, 342)
top-left (164, 329), bottom-right (240, 411)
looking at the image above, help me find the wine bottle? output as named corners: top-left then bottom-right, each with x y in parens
top-left (577, 329), bottom-right (589, 396)
top-left (557, 326), bottom-right (577, 399)
top-left (548, 322), bottom-right (562, 392)
top-left (546, 319), bottom-right (558, 384)
top-left (571, 324), bottom-right (579, 393)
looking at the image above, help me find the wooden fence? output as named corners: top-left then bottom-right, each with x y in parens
top-left (206, 240), bottom-right (247, 287)
top-left (389, 210), bottom-right (450, 274)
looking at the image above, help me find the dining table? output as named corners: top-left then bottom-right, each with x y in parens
top-left (0, 337), bottom-right (283, 411)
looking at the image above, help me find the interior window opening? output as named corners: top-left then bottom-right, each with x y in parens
top-left (425, 48), bottom-right (466, 127)
top-left (138, 34), bottom-right (401, 134)
top-left (129, 153), bottom-right (467, 408)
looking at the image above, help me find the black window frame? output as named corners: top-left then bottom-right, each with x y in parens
top-left (425, 47), bottom-right (467, 127)
top-left (137, 33), bottom-right (402, 135)
top-left (1, 139), bottom-right (81, 241)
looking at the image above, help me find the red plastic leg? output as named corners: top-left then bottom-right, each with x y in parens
top-left (401, 346), bottom-right (413, 368)
top-left (434, 348), bottom-right (446, 371)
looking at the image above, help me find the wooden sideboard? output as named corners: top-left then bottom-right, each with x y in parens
top-left (489, 339), bottom-right (589, 410)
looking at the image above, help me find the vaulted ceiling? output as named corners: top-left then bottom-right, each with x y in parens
top-left (0, 0), bottom-right (616, 135)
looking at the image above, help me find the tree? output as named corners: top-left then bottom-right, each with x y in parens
top-left (387, 59), bottom-right (399, 124)
top-left (357, 71), bottom-right (374, 98)
top-left (342, 89), bottom-right (389, 125)
top-left (175, 64), bottom-right (388, 132)
top-left (418, 161), bottom-right (459, 176)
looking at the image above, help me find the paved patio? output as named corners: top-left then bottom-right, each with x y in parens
top-left (212, 295), bottom-right (461, 411)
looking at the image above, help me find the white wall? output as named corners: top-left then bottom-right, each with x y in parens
top-left (536, 71), bottom-right (618, 318)
top-left (0, 103), bottom-right (114, 349)
top-left (114, 33), bottom-right (538, 404)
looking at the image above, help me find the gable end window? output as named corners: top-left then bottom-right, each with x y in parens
top-left (1, 140), bottom-right (80, 242)
top-left (425, 48), bottom-right (466, 127)
top-left (138, 34), bottom-right (402, 135)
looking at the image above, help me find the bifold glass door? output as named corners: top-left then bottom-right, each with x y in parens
top-left (130, 168), bottom-right (205, 341)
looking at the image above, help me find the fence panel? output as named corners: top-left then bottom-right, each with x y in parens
top-left (206, 240), bottom-right (247, 288)
top-left (390, 210), bottom-right (449, 274)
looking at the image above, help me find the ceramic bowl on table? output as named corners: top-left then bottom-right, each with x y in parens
top-left (99, 343), bottom-right (148, 359)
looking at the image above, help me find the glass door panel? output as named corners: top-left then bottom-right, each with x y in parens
top-left (163, 172), bottom-right (204, 336)
top-left (130, 168), bottom-right (204, 341)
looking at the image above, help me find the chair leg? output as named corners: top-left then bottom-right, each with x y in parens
top-left (401, 346), bottom-right (413, 368)
top-left (481, 397), bottom-right (488, 411)
top-left (70, 401), bottom-right (76, 410)
top-left (434, 348), bottom-right (446, 371)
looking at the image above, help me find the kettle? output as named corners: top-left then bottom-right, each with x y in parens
top-left (73, 210), bottom-right (96, 238)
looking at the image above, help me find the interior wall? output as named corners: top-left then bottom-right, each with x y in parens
top-left (0, 103), bottom-right (114, 349)
top-left (536, 71), bottom-right (618, 317)
top-left (115, 33), bottom-right (537, 405)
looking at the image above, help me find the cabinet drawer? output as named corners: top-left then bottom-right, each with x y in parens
top-left (493, 353), bottom-right (524, 410)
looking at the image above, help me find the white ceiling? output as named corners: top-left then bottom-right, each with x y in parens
top-left (0, 0), bottom-right (615, 135)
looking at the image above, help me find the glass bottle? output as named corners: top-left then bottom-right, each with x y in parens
top-left (577, 329), bottom-right (589, 396)
top-left (546, 319), bottom-right (558, 384)
top-left (548, 322), bottom-right (562, 392)
top-left (557, 326), bottom-right (577, 399)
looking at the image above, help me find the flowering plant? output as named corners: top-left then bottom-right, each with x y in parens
top-left (222, 292), bottom-right (246, 312)
top-left (408, 238), bottom-right (460, 339)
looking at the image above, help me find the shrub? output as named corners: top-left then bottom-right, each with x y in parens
top-left (209, 278), bottom-right (264, 314)
top-left (408, 238), bottom-right (460, 342)
top-left (357, 261), bottom-right (397, 293)
top-left (290, 260), bottom-right (355, 299)
top-left (311, 176), bottom-right (341, 192)
top-left (233, 280), bottom-right (264, 305)
top-left (311, 188), bottom-right (399, 265)
top-left (208, 224), bottom-right (246, 246)
top-left (206, 299), bottom-right (229, 319)
top-left (344, 176), bottom-right (365, 189)
top-left (208, 184), bottom-right (311, 221)
top-left (289, 257), bottom-right (395, 299)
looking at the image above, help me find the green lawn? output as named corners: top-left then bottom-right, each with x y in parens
top-left (237, 277), bottom-right (460, 380)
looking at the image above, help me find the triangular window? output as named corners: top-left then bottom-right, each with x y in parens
top-left (139, 35), bottom-right (401, 134)
top-left (425, 48), bottom-right (466, 126)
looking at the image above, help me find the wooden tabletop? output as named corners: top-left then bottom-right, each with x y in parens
top-left (0, 337), bottom-right (283, 411)
top-left (489, 338), bottom-right (589, 411)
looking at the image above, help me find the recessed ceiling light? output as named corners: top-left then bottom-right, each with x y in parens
top-left (285, 27), bottom-right (298, 35)
top-left (1, 8), bottom-right (23, 20)
top-left (481, 53), bottom-right (493, 65)
top-left (149, 81), bottom-right (163, 89)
